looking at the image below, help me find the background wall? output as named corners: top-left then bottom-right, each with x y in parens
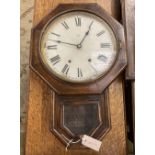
top-left (20, 0), bottom-right (34, 154)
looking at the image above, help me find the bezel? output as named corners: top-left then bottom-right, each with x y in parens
top-left (30, 3), bottom-right (127, 95)
top-left (39, 10), bottom-right (118, 83)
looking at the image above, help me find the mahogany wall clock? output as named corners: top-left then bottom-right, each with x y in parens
top-left (26, 2), bottom-right (127, 155)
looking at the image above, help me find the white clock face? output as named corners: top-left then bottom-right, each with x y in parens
top-left (40, 11), bottom-right (118, 83)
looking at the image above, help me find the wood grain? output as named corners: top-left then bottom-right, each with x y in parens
top-left (25, 0), bottom-right (127, 155)
top-left (121, 0), bottom-right (135, 79)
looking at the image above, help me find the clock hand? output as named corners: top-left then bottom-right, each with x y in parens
top-left (49, 39), bottom-right (78, 47)
top-left (79, 21), bottom-right (94, 46)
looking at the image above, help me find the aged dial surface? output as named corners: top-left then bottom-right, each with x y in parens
top-left (40, 11), bottom-right (118, 83)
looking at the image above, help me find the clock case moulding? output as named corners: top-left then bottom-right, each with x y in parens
top-left (30, 3), bottom-right (127, 148)
top-left (30, 3), bottom-right (127, 95)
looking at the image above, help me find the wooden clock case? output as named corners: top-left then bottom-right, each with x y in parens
top-left (29, 3), bottom-right (127, 148)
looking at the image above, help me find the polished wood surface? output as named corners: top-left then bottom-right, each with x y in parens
top-left (25, 0), bottom-right (127, 155)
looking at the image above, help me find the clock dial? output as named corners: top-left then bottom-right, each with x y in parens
top-left (40, 11), bottom-right (118, 83)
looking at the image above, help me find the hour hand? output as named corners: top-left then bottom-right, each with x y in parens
top-left (49, 39), bottom-right (78, 47)
top-left (79, 21), bottom-right (94, 45)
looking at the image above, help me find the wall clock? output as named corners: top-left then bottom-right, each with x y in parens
top-left (28, 2), bottom-right (127, 153)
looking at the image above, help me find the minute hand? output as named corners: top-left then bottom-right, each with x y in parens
top-left (49, 39), bottom-right (78, 47)
top-left (79, 21), bottom-right (94, 45)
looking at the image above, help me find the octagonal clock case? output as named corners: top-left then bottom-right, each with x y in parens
top-left (30, 3), bottom-right (127, 148)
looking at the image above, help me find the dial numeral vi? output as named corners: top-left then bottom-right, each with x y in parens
top-left (77, 68), bottom-right (83, 77)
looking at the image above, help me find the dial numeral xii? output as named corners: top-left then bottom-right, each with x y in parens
top-left (75, 17), bottom-right (81, 26)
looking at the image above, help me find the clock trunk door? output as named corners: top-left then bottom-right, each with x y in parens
top-left (51, 92), bottom-right (110, 148)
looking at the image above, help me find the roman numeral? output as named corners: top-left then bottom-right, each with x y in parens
top-left (96, 30), bottom-right (105, 37)
top-left (77, 68), bottom-right (83, 77)
top-left (62, 64), bottom-right (70, 75)
top-left (50, 55), bottom-right (61, 65)
top-left (97, 55), bottom-right (107, 62)
top-left (101, 43), bottom-right (110, 48)
top-left (61, 21), bottom-right (69, 30)
top-left (75, 17), bottom-right (81, 26)
top-left (51, 32), bottom-right (60, 37)
top-left (47, 45), bottom-right (57, 50)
